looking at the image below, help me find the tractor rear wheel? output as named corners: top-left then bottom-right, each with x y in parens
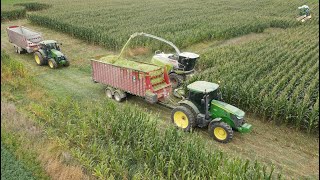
top-left (169, 73), bottom-right (184, 89)
top-left (208, 122), bottom-right (233, 143)
top-left (34, 52), bottom-right (45, 66)
top-left (48, 59), bottom-right (58, 69)
top-left (171, 106), bottom-right (196, 132)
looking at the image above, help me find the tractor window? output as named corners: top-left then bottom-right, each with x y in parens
top-left (188, 91), bottom-right (205, 113)
top-left (208, 89), bottom-right (222, 101)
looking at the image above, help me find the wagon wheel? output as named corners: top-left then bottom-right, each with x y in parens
top-left (105, 88), bottom-right (113, 99)
top-left (169, 73), bottom-right (184, 89)
top-left (114, 92), bottom-right (123, 102)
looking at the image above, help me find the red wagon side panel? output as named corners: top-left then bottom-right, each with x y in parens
top-left (91, 60), bottom-right (146, 97)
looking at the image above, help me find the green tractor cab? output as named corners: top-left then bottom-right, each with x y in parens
top-left (34, 40), bottom-right (69, 69)
top-left (171, 81), bottom-right (252, 143)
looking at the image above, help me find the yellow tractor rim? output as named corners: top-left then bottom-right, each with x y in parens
top-left (173, 111), bottom-right (189, 128)
top-left (48, 61), bottom-right (54, 68)
top-left (214, 127), bottom-right (227, 140)
top-left (35, 55), bottom-right (40, 64)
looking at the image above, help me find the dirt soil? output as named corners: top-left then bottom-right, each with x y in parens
top-left (1, 19), bottom-right (319, 179)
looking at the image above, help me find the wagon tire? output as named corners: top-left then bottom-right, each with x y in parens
top-left (105, 88), bottom-right (113, 99)
top-left (114, 92), bottom-right (123, 102)
top-left (34, 52), bottom-right (45, 66)
top-left (48, 59), bottom-right (58, 69)
top-left (169, 73), bottom-right (184, 89)
top-left (17, 48), bottom-right (23, 54)
top-left (208, 122), bottom-right (233, 143)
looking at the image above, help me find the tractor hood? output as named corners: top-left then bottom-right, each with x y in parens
top-left (211, 100), bottom-right (245, 118)
top-left (50, 49), bottom-right (64, 57)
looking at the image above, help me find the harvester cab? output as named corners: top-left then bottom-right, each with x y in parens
top-left (34, 40), bottom-right (70, 69)
top-left (296, 5), bottom-right (311, 22)
top-left (119, 32), bottom-right (199, 89)
top-left (171, 81), bottom-right (252, 143)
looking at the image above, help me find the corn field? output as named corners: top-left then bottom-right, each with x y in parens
top-left (1, 2), bottom-right (50, 21)
top-left (190, 23), bottom-right (319, 133)
top-left (27, 96), bottom-right (277, 179)
top-left (1, 5), bottom-right (25, 21)
top-left (26, 0), bottom-right (313, 50)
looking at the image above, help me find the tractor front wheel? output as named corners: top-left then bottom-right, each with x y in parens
top-left (171, 106), bottom-right (196, 132)
top-left (64, 61), bottom-right (70, 67)
top-left (208, 122), bottom-right (233, 143)
top-left (34, 52), bottom-right (46, 66)
top-left (48, 59), bottom-right (58, 69)
top-left (169, 73), bottom-right (184, 89)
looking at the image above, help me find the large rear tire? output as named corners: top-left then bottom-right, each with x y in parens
top-left (34, 52), bottom-right (45, 66)
top-left (48, 59), bottom-right (58, 69)
top-left (169, 73), bottom-right (184, 89)
top-left (171, 106), bottom-right (196, 132)
top-left (208, 121), bottom-right (233, 143)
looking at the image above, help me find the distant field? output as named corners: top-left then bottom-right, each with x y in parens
top-left (192, 23), bottom-right (319, 133)
top-left (26, 0), bottom-right (318, 50)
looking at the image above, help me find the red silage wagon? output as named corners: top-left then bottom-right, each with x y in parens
top-left (91, 59), bottom-right (172, 103)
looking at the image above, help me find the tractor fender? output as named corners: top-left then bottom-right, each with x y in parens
top-left (209, 118), bottom-right (222, 126)
top-left (178, 100), bottom-right (200, 115)
top-left (37, 49), bottom-right (47, 59)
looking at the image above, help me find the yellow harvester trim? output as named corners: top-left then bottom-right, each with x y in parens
top-left (214, 127), bottom-right (227, 140)
top-left (173, 111), bottom-right (189, 128)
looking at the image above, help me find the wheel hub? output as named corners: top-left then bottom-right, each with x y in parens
top-left (173, 111), bottom-right (189, 128)
top-left (214, 127), bottom-right (227, 140)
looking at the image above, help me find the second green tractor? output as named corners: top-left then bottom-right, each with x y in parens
top-left (34, 40), bottom-right (70, 69)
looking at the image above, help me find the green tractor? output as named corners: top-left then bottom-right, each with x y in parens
top-left (34, 40), bottom-right (70, 69)
top-left (171, 81), bottom-right (252, 143)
